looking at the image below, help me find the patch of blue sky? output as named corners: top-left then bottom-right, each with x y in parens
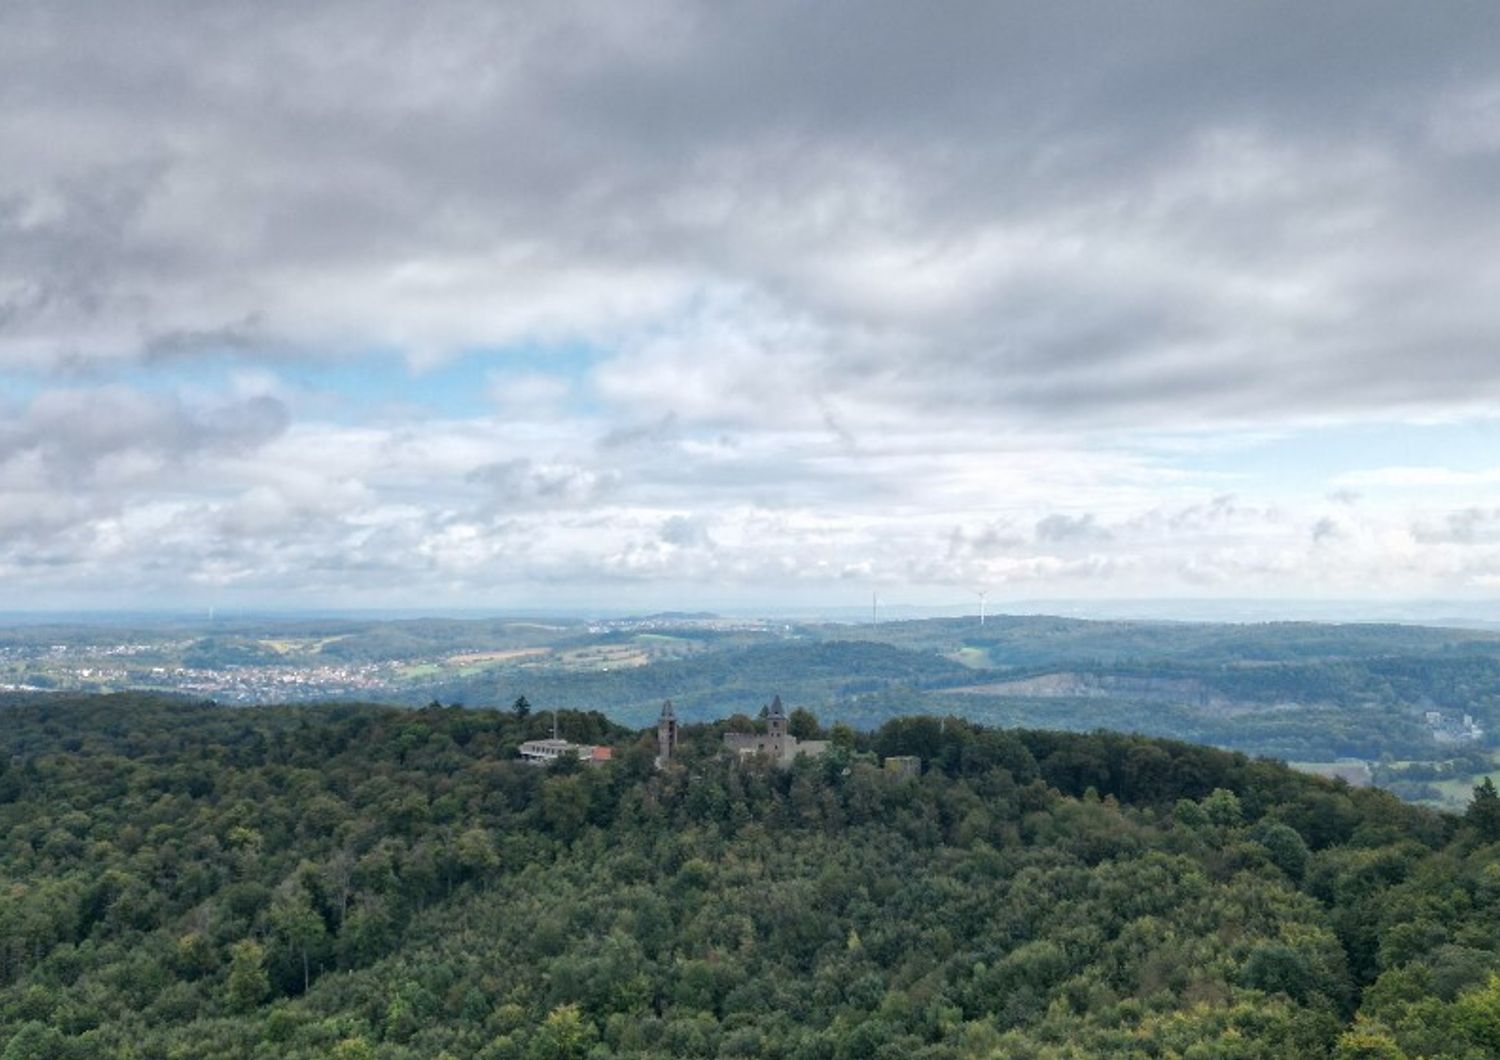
top-left (0, 372), bottom-right (47, 406)
top-left (0, 339), bottom-right (607, 423)
top-left (465, 339), bottom-right (607, 417)
top-left (1147, 418), bottom-right (1500, 496)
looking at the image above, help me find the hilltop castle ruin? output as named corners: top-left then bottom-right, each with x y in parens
top-left (653, 695), bottom-right (829, 767)
top-left (721, 695), bottom-right (830, 765)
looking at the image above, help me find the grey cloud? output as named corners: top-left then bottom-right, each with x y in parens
top-left (1167, 495), bottom-right (1248, 531)
top-left (1413, 507), bottom-right (1500, 545)
top-left (3, 1), bottom-right (1500, 430)
top-left (142, 316), bottom-right (277, 364)
top-left (205, 479), bottom-right (373, 541)
top-left (819, 404), bottom-right (858, 451)
top-left (1311, 516), bottom-right (1344, 543)
top-left (1121, 495), bottom-right (1279, 538)
top-left (467, 457), bottom-right (615, 508)
top-left (0, 160), bottom-right (165, 332)
top-left (0, 389), bottom-right (288, 483)
top-left (948, 521), bottom-right (1026, 559)
top-left (598, 414), bottom-right (680, 451)
top-left (0, 491), bottom-right (97, 547)
top-left (0, 387), bottom-right (291, 563)
top-left (659, 514), bottom-right (714, 549)
top-left (1035, 513), bottom-right (1112, 544)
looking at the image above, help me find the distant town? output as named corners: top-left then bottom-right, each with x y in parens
top-left (0, 615), bottom-right (786, 703)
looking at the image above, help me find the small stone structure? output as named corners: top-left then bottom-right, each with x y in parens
top-left (883, 755), bottom-right (921, 778)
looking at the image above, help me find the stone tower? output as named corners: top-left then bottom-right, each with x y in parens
top-left (656, 699), bottom-right (678, 766)
top-left (766, 695), bottom-right (787, 758)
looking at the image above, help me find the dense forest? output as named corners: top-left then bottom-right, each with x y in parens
top-left (4, 693), bottom-right (1500, 1057)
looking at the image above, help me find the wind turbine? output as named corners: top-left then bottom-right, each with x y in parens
top-left (871, 589), bottom-right (879, 626)
top-left (974, 589), bottom-right (988, 627)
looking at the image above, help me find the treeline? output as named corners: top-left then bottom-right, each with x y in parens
top-left (844, 689), bottom-right (1441, 763)
top-left (2, 694), bottom-right (1500, 1056)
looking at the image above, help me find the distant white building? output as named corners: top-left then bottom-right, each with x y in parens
top-left (519, 707), bottom-right (615, 766)
top-left (1428, 710), bottom-right (1486, 745)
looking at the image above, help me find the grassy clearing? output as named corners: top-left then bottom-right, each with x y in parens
top-left (947, 647), bottom-right (993, 669)
top-left (258, 635), bottom-right (350, 655)
top-left (1430, 766), bottom-right (1500, 805)
top-left (555, 645), bottom-right (652, 671)
top-left (1289, 760), bottom-right (1374, 787)
top-left (395, 663), bottom-right (443, 680)
top-left (445, 648), bottom-right (551, 666)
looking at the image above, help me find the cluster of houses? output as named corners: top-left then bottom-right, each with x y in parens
top-left (1424, 709), bottom-right (1486, 744)
top-left (518, 695), bottom-right (921, 775)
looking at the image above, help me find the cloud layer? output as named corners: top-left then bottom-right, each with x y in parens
top-left (5, 1), bottom-right (1500, 608)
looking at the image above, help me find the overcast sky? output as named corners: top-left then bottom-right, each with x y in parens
top-left (5, 0), bottom-right (1500, 613)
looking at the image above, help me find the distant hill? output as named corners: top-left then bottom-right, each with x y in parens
top-left (428, 639), bottom-right (974, 724)
top-left (807, 614), bottom-right (1500, 665)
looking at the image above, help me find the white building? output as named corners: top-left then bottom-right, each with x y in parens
top-left (518, 738), bottom-right (612, 766)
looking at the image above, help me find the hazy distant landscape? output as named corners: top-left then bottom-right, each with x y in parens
top-left (7, 610), bottom-right (1500, 811)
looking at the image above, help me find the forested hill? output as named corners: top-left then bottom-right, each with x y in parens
top-left (5, 695), bottom-right (1500, 1057)
top-left (810, 615), bottom-right (1500, 665)
top-left (430, 640), bottom-right (975, 725)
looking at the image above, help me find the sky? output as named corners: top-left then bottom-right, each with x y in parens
top-left (5, 0), bottom-right (1500, 614)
